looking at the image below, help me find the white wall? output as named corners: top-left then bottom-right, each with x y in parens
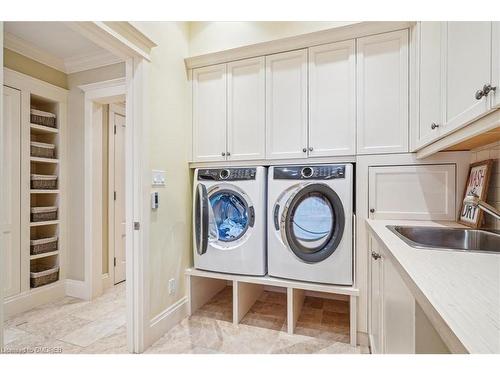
top-left (130, 22), bottom-right (192, 319)
top-left (66, 63), bottom-right (125, 281)
top-left (188, 21), bottom-right (358, 56)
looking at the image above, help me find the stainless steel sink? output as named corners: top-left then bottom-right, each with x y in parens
top-left (387, 225), bottom-right (500, 254)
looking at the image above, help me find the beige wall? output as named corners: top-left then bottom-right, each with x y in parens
top-left (188, 21), bottom-right (358, 56)
top-left (3, 48), bottom-right (68, 89)
top-left (131, 22), bottom-right (192, 318)
top-left (470, 141), bottom-right (500, 230)
top-left (66, 63), bottom-right (125, 281)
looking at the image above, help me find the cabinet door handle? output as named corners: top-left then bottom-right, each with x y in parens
top-left (475, 88), bottom-right (486, 100)
top-left (431, 122), bottom-right (439, 130)
top-left (308, 146), bottom-right (313, 152)
top-left (371, 251), bottom-right (381, 260)
top-left (302, 148), bottom-right (307, 153)
top-left (370, 208), bottom-right (375, 213)
top-left (226, 152), bottom-right (231, 156)
top-left (483, 84), bottom-right (497, 97)
top-left (221, 152), bottom-right (226, 156)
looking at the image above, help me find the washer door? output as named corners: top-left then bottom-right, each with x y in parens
top-left (209, 186), bottom-right (255, 244)
top-left (281, 183), bottom-right (345, 263)
top-left (194, 183), bottom-right (218, 255)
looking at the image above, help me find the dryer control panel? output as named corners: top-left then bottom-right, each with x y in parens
top-left (273, 165), bottom-right (346, 180)
top-left (197, 168), bottom-right (257, 181)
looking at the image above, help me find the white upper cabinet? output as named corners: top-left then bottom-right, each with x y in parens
top-left (308, 40), bottom-right (356, 157)
top-left (492, 22), bottom-right (500, 108)
top-left (265, 49), bottom-right (308, 160)
top-left (227, 57), bottom-right (265, 161)
top-left (192, 64), bottom-right (227, 162)
top-left (416, 22), bottom-right (445, 149)
top-left (445, 22), bottom-right (492, 133)
top-left (357, 30), bottom-right (409, 154)
top-left (368, 164), bottom-right (456, 221)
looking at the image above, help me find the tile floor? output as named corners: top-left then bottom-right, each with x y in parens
top-left (3, 284), bottom-right (369, 354)
top-left (3, 282), bottom-right (128, 354)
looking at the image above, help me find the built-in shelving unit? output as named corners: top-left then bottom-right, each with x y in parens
top-left (4, 68), bottom-right (68, 319)
top-left (29, 94), bottom-right (62, 290)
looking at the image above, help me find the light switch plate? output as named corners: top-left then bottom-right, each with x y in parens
top-left (152, 170), bottom-right (166, 186)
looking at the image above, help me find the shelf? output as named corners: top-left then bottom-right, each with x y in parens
top-left (30, 189), bottom-right (60, 194)
top-left (29, 220), bottom-right (59, 227)
top-left (30, 251), bottom-right (59, 260)
top-left (30, 123), bottom-right (59, 134)
top-left (30, 157), bottom-right (59, 164)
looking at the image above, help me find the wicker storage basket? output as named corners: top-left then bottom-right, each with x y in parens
top-left (30, 236), bottom-right (58, 255)
top-left (30, 264), bottom-right (59, 288)
top-left (31, 206), bottom-right (58, 222)
top-left (31, 141), bottom-right (55, 158)
top-left (31, 174), bottom-right (57, 190)
top-left (31, 109), bottom-right (57, 128)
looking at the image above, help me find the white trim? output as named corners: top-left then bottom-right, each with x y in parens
top-left (65, 279), bottom-right (90, 300)
top-left (148, 297), bottom-right (189, 347)
top-left (4, 31), bottom-right (124, 74)
top-left (80, 79), bottom-right (126, 300)
top-left (185, 21), bottom-right (415, 69)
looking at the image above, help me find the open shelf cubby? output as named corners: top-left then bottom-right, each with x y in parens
top-left (186, 268), bottom-right (359, 346)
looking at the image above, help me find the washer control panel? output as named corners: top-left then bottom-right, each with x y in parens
top-left (274, 165), bottom-right (346, 180)
top-left (198, 168), bottom-right (257, 181)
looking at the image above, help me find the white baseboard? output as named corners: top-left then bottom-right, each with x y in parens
top-left (4, 281), bottom-right (65, 319)
top-left (65, 279), bottom-right (90, 300)
top-left (147, 296), bottom-right (188, 349)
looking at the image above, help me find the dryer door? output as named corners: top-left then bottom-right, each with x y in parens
top-left (281, 183), bottom-right (345, 263)
top-left (194, 183), bottom-right (218, 255)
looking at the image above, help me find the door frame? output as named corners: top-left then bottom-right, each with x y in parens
top-left (107, 102), bottom-right (126, 288)
top-left (0, 21), bottom-right (4, 349)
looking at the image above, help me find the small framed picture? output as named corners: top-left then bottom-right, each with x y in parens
top-left (459, 159), bottom-right (494, 228)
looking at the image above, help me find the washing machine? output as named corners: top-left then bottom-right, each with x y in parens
top-left (267, 164), bottom-right (353, 285)
top-left (193, 167), bottom-right (267, 276)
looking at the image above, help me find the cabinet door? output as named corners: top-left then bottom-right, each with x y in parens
top-left (382, 247), bottom-right (415, 354)
top-left (444, 22), bottom-right (492, 133)
top-left (227, 57), bottom-right (265, 161)
top-left (2, 86), bottom-right (21, 298)
top-left (416, 22), bottom-right (445, 149)
top-left (369, 237), bottom-right (384, 354)
top-left (492, 22), bottom-right (500, 109)
top-left (309, 40), bottom-right (356, 157)
top-left (266, 49), bottom-right (308, 160)
top-left (357, 30), bottom-right (409, 154)
top-left (368, 164), bottom-right (456, 221)
top-left (192, 64), bottom-right (227, 162)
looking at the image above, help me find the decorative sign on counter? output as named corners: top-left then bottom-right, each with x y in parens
top-left (459, 159), bottom-right (493, 228)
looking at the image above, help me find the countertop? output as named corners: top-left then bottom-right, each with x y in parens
top-left (366, 219), bottom-right (500, 354)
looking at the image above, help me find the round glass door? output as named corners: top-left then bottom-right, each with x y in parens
top-left (291, 192), bottom-right (334, 252)
top-left (283, 183), bottom-right (345, 263)
top-left (209, 189), bottom-right (250, 242)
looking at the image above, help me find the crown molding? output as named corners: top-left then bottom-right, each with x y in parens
top-left (64, 50), bottom-right (123, 74)
top-left (4, 31), bottom-right (124, 75)
top-left (185, 21), bottom-right (415, 70)
top-left (4, 31), bottom-right (67, 72)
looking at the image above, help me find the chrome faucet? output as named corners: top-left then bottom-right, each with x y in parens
top-left (464, 194), bottom-right (500, 221)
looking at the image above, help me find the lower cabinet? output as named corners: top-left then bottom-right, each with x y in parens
top-left (369, 234), bottom-right (450, 354)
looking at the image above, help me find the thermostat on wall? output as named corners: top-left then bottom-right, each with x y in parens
top-left (152, 170), bottom-right (166, 186)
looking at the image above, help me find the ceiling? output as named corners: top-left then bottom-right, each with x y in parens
top-left (4, 22), bottom-right (123, 74)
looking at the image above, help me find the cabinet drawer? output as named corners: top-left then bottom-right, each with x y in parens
top-left (368, 164), bottom-right (456, 220)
